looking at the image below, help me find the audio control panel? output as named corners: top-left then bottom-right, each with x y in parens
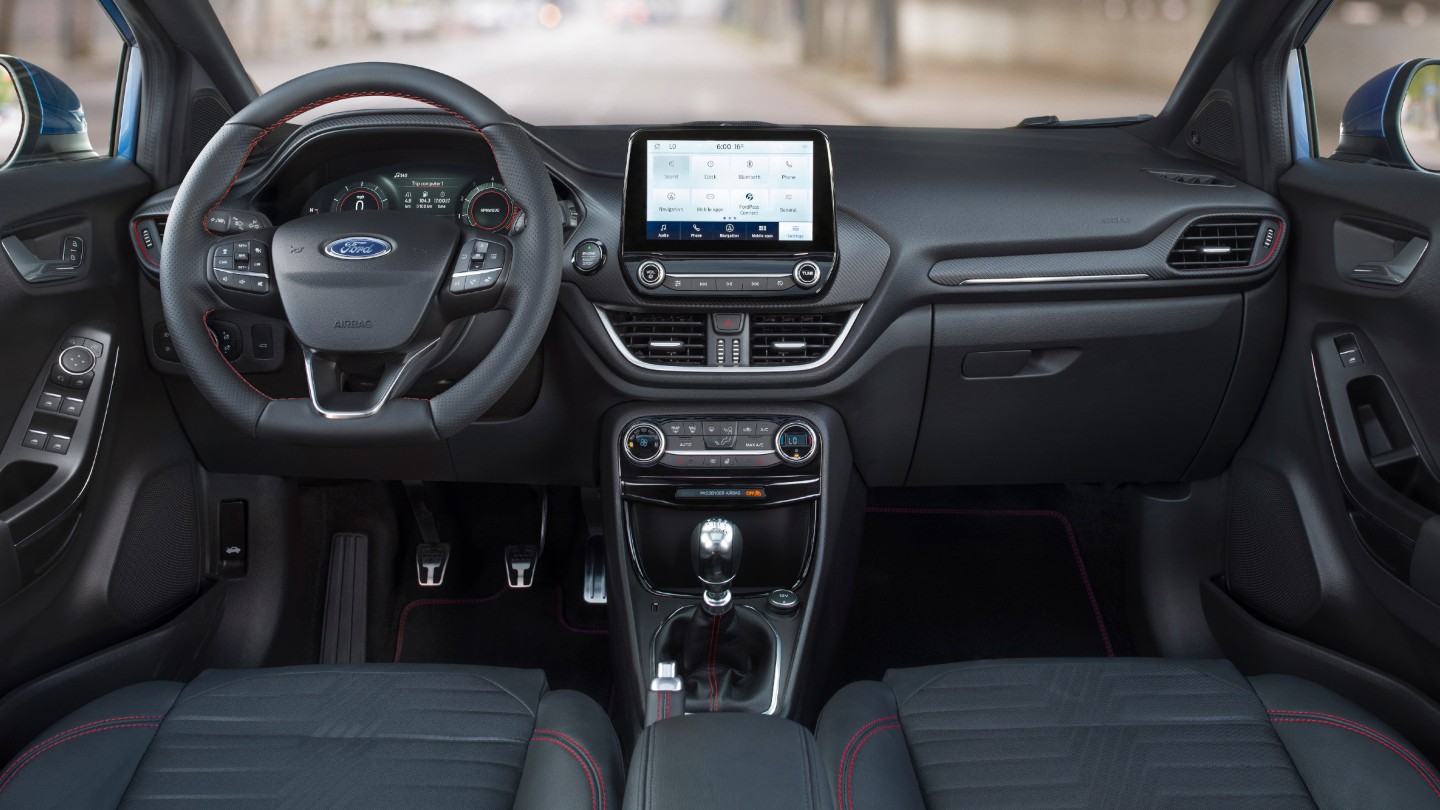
top-left (622, 255), bottom-right (836, 297)
top-left (622, 416), bottom-right (819, 471)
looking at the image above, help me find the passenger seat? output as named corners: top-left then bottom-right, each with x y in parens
top-left (817, 658), bottom-right (1440, 809)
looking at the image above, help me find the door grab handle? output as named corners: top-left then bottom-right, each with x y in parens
top-left (1, 235), bottom-right (81, 283)
top-left (1350, 237), bottom-right (1429, 286)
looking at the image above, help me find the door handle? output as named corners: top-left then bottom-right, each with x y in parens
top-left (1350, 237), bottom-right (1429, 286)
top-left (1, 234), bottom-right (84, 283)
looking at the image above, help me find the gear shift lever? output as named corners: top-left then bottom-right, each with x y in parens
top-left (692, 518), bottom-right (742, 615)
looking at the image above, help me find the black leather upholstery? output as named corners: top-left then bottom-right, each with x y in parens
top-left (0, 665), bottom-right (622, 810)
top-left (624, 713), bottom-right (833, 810)
top-left (817, 658), bottom-right (1440, 810)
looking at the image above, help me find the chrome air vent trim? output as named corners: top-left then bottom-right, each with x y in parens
top-left (596, 304), bottom-right (861, 374)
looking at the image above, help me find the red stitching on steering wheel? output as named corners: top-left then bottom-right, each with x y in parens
top-left (202, 91), bottom-right (500, 236)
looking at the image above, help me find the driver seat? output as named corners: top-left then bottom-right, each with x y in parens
top-left (0, 665), bottom-right (622, 809)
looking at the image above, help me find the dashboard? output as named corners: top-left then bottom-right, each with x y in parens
top-left (301, 163), bottom-right (524, 233)
top-left (126, 110), bottom-right (1292, 491)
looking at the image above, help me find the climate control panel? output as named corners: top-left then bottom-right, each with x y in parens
top-left (621, 416), bottom-right (819, 471)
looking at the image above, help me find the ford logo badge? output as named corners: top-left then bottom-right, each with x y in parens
top-left (323, 235), bottom-right (393, 260)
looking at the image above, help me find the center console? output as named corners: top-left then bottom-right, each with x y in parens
top-left (620, 127), bottom-right (838, 297)
top-left (601, 404), bottom-right (862, 730)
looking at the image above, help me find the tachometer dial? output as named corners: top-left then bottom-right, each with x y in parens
top-left (460, 182), bottom-right (514, 231)
top-left (331, 182), bottom-right (389, 213)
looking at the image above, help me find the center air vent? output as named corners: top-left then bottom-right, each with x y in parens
top-left (1167, 216), bottom-right (1271, 270)
top-left (750, 313), bottom-right (848, 366)
top-left (609, 312), bottom-right (706, 366)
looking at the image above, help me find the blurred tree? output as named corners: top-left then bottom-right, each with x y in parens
top-left (60, 0), bottom-right (95, 61)
top-left (0, 0), bottom-right (17, 53)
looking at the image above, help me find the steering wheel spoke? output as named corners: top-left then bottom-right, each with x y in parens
top-left (301, 338), bottom-right (446, 421)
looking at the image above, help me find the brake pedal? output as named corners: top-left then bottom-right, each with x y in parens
top-left (417, 542), bottom-right (450, 587)
top-left (505, 544), bottom-right (539, 588)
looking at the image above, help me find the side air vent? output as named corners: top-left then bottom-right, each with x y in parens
top-left (750, 313), bottom-right (848, 366)
top-left (1167, 217), bottom-right (1270, 270)
top-left (1147, 170), bottom-right (1232, 187)
top-left (609, 312), bottom-right (706, 366)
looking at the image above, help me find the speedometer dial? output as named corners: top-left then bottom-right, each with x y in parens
top-left (460, 182), bottom-right (514, 231)
top-left (331, 182), bottom-right (389, 213)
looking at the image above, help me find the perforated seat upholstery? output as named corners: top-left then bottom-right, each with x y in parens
top-left (0, 665), bottom-right (622, 810)
top-left (817, 658), bottom-right (1440, 809)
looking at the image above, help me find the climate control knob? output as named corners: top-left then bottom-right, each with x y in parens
top-left (623, 422), bottom-right (665, 465)
top-left (775, 422), bottom-right (818, 465)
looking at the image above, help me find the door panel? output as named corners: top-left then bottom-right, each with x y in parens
top-left (1278, 156), bottom-right (1440, 646)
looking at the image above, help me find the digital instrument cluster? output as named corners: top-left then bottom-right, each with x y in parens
top-left (302, 164), bottom-right (523, 233)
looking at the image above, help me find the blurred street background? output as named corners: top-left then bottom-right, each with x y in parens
top-left (2, 0), bottom-right (1440, 160)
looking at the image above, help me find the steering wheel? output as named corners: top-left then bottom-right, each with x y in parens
top-left (159, 63), bottom-right (561, 446)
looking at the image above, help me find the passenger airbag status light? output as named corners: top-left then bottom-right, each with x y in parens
top-left (675, 487), bottom-right (767, 500)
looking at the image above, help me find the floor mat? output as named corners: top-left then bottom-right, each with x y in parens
top-left (826, 496), bottom-right (1128, 693)
top-left (391, 584), bottom-right (611, 704)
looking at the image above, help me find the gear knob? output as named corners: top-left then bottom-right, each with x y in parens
top-left (692, 518), bottom-right (742, 614)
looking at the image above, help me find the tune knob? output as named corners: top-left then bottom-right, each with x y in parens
top-left (793, 260), bottom-right (822, 289)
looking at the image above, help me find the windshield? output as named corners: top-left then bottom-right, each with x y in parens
top-left (210, 0), bottom-right (1214, 128)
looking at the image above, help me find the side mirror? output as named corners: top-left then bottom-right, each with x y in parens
top-left (0, 55), bottom-right (97, 169)
top-left (1336, 58), bottom-right (1440, 172)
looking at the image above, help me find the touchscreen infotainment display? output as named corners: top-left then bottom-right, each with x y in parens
top-left (645, 140), bottom-right (815, 243)
top-left (623, 127), bottom-right (835, 256)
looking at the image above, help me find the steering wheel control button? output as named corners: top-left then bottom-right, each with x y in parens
top-left (572, 240), bottom-right (606, 275)
top-left (793, 260), bottom-right (823, 288)
top-left (153, 324), bottom-right (178, 363)
top-left (58, 345), bottom-right (97, 375)
top-left (208, 322), bottom-right (243, 361)
top-left (481, 245), bottom-right (508, 271)
top-left (212, 237), bottom-right (273, 294)
top-left (624, 423), bottom-right (665, 465)
top-left (776, 422), bottom-right (819, 465)
top-left (767, 589), bottom-right (800, 616)
top-left (637, 260), bottom-right (666, 288)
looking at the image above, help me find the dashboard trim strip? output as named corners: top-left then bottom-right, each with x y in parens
top-left (958, 273), bottom-right (1153, 285)
top-left (595, 304), bottom-right (861, 374)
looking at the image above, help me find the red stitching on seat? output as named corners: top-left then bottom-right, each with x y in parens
top-left (201, 91), bottom-right (498, 236)
top-left (835, 716), bottom-right (897, 810)
top-left (535, 729), bottom-right (606, 810)
top-left (846, 723), bottom-right (901, 810)
top-left (864, 507), bottom-right (1114, 656)
top-left (533, 734), bottom-right (597, 810)
top-left (391, 592), bottom-right (506, 662)
top-left (0, 723), bottom-right (160, 794)
top-left (0, 716), bottom-right (164, 786)
top-left (1269, 715), bottom-right (1440, 799)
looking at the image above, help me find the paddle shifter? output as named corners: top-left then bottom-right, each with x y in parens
top-left (692, 518), bottom-right (742, 615)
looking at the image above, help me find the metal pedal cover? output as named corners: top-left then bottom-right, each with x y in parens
top-left (416, 542), bottom-right (450, 587)
top-left (583, 534), bottom-right (607, 604)
top-left (505, 544), bottom-right (539, 588)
